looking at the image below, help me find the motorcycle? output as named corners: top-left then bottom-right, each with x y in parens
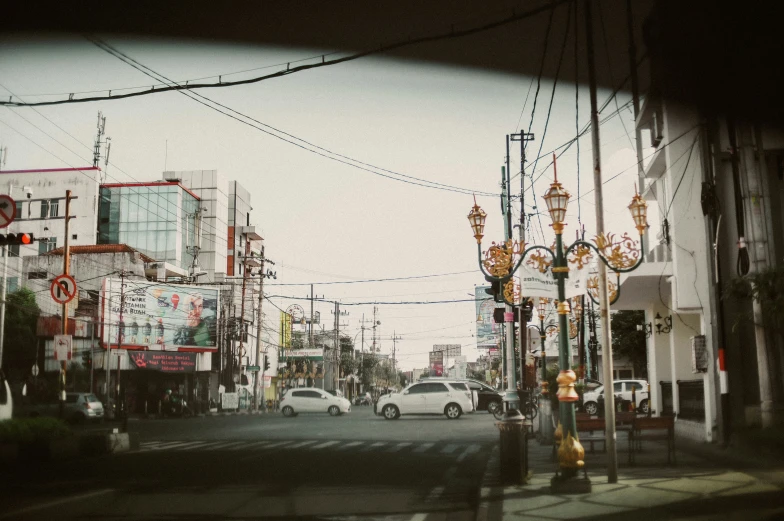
top-left (162, 395), bottom-right (193, 418)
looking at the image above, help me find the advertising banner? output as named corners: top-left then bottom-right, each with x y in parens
top-left (518, 264), bottom-right (588, 299)
top-left (102, 279), bottom-right (219, 351)
top-left (286, 348), bottom-right (324, 360)
top-left (429, 351), bottom-right (444, 376)
top-left (129, 351), bottom-right (197, 373)
top-left (475, 287), bottom-right (502, 349)
top-left (279, 311), bottom-right (292, 349)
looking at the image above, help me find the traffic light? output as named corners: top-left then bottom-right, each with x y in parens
top-left (263, 357), bottom-right (270, 371)
top-left (484, 276), bottom-right (502, 303)
top-left (0, 233), bottom-right (34, 246)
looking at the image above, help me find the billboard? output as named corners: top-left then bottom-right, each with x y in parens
top-left (429, 351), bottom-right (444, 376)
top-left (433, 344), bottom-right (461, 357)
top-left (476, 287), bottom-right (502, 349)
top-left (101, 279), bottom-right (219, 351)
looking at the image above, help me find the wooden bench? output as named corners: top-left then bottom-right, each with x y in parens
top-left (576, 418), bottom-right (606, 453)
top-left (628, 416), bottom-right (676, 465)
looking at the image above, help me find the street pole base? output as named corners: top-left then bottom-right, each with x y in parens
top-left (550, 469), bottom-right (592, 494)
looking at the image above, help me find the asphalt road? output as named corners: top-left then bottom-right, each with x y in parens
top-left (2, 407), bottom-right (502, 520)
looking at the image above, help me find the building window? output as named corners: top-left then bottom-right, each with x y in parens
top-left (15, 202), bottom-right (22, 220)
top-left (40, 200), bottom-right (49, 219)
top-left (8, 244), bottom-right (20, 257)
top-left (28, 271), bottom-right (47, 280)
top-left (39, 238), bottom-right (56, 254)
top-left (7, 277), bottom-right (19, 293)
top-left (49, 199), bottom-right (59, 217)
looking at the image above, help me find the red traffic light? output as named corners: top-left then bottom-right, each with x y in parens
top-left (20, 233), bottom-right (33, 245)
top-left (0, 233), bottom-right (35, 246)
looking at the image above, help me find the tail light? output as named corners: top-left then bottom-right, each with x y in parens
top-left (84, 402), bottom-right (92, 410)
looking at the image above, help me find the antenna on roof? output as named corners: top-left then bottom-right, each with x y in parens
top-left (93, 111), bottom-right (107, 175)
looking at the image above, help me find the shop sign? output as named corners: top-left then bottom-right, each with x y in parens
top-left (129, 351), bottom-right (197, 373)
top-left (286, 348), bottom-right (324, 360)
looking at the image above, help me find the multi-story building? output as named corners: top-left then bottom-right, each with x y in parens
top-left (1, 167), bottom-right (102, 293)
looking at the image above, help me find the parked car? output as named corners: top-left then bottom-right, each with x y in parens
top-left (17, 392), bottom-right (105, 423)
top-left (376, 380), bottom-right (474, 420)
top-left (582, 379), bottom-right (650, 415)
top-left (280, 388), bottom-right (351, 417)
top-left (417, 377), bottom-right (502, 415)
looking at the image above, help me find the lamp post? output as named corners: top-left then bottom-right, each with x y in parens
top-left (527, 300), bottom-right (559, 444)
top-left (468, 155), bottom-right (648, 492)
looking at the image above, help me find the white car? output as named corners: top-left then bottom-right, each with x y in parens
top-left (280, 388), bottom-right (351, 417)
top-left (582, 379), bottom-right (650, 415)
top-left (376, 380), bottom-right (474, 420)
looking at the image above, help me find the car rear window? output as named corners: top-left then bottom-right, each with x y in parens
top-left (448, 383), bottom-right (468, 391)
top-left (86, 394), bottom-right (100, 403)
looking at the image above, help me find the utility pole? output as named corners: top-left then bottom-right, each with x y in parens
top-left (59, 190), bottom-right (73, 418)
top-left (360, 314), bottom-right (365, 391)
top-left (117, 270), bottom-right (127, 427)
top-left (502, 136), bottom-right (517, 411)
top-left (253, 247), bottom-right (274, 412)
top-left (391, 333), bottom-right (402, 387)
top-left (238, 237), bottom-right (249, 391)
top-left (309, 284), bottom-right (314, 348)
top-left (586, 0), bottom-right (619, 483)
top-left (93, 112), bottom-right (107, 169)
top-left (511, 130), bottom-right (534, 398)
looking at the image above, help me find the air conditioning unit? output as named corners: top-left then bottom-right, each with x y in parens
top-left (691, 335), bottom-right (707, 373)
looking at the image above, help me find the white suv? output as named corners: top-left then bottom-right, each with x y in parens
top-left (376, 381), bottom-right (474, 420)
top-left (582, 379), bottom-right (650, 415)
top-left (280, 388), bottom-right (351, 417)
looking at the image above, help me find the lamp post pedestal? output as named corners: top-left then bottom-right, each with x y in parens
top-left (495, 408), bottom-right (526, 485)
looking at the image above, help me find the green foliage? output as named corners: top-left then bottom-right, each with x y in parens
top-left (611, 310), bottom-right (648, 378)
top-left (359, 353), bottom-right (379, 389)
top-left (726, 266), bottom-right (784, 338)
top-left (0, 417), bottom-right (72, 444)
top-left (3, 288), bottom-right (40, 379)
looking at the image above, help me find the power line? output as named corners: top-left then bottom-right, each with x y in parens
top-left (265, 270), bottom-right (476, 286)
top-left (0, 1), bottom-right (573, 109)
top-left (86, 36), bottom-right (497, 197)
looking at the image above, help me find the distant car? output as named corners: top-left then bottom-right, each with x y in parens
top-left (417, 377), bottom-right (502, 415)
top-left (19, 392), bottom-right (105, 423)
top-left (376, 380), bottom-right (474, 420)
top-left (582, 379), bottom-right (649, 415)
top-left (280, 388), bottom-right (351, 417)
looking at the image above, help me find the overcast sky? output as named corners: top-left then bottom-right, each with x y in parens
top-left (0, 34), bottom-right (650, 371)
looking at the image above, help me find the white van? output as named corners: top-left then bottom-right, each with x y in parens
top-left (0, 371), bottom-right (13, 421)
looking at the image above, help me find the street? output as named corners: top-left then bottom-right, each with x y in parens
top-left (1, 407), bottom-right (499, 520)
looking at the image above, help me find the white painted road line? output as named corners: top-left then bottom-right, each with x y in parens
top-left (203, 441), bottom-right (246, 451)
top-left (456, 444), bottom-right (481, 462)
top-left (310, 441), bottom-right (340, 449)
top-left (386, 442), bottom-right (412, 452)
top-left (413, 442), bottom-right (435, 453)
top-left (0, 489), bottom-right (114, 519)
top-left (288, 440), bottom-right (318, 449)
top-left (440, 444), bottom-right (460, 454)
top-left (338, 441), bottom-right (364, 450)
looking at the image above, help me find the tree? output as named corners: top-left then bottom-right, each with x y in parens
top-left (359, 353), bottom-right (379, 389)
top-left (611, 310), bottom-right (648, 378)
top-left (3, 287), bottom-right (40, 381)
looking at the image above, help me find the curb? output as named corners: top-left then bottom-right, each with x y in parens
top-left (476, 445), bottom-right (502, 521)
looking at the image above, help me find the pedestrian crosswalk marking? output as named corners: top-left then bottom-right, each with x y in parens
top-left (387, 442), bottom-right (412, 453)
top-left (138, 439), bottom-right (484, 457)
top-left (338, 441), bottom-right (364, 450)
top-left (310, 441), bottom-right (340, 449)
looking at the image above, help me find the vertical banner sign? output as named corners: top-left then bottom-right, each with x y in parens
top-left (428, 351), bottom-right (444, 376)
top-left (53, 335), bottom-right (73, 361)
top-left (475, 287), bottom-right (502, 349)
top-left (279, 311), bottom-right (292, 349)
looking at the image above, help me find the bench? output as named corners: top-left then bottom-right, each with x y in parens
top-left (628, 416), bottom-right (676, 465)
top-left (576, 418), bottom-right (606, 453)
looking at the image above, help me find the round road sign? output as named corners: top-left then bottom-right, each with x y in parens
top-left (51, 274), bottom-right (77, 304)
top-left (0, 195), bottom-right (17, 229)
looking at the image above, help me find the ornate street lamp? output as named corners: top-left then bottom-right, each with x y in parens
top-left (468, 155), bottom-right (648, 491)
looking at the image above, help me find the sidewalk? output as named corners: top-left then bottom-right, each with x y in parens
top-left (477, 432), bottom-right (784, 521)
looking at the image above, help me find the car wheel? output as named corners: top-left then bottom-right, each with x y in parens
top-left (487, 401), bottom-right (499, 415)
top-left (639, 399), bottom-right (650, 415)
top-left (328, 405), bottom-right (340, 416)
top-left (282, 406), bottom-right (295, 417)
top-left (445, 403), bottom-right (462, 419)
top-left (382, 404), bottom-right (399, 420)
top-left (584, 401), bottom-right (599, 415)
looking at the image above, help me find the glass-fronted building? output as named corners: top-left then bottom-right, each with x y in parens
top-left (98, 182), bottom-right (200, 270)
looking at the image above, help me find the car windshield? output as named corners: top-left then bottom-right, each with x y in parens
top-left (1, 6), bottom-right (764, 518)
